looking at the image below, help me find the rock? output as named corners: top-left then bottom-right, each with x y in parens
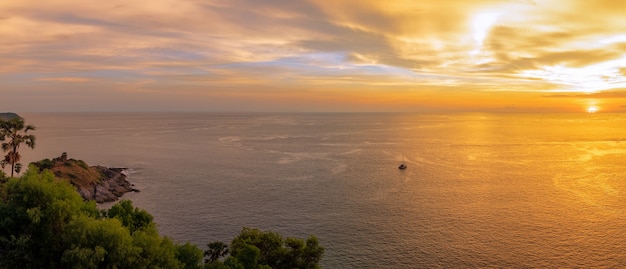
top-left (77, 166), bottom-right (135, 203)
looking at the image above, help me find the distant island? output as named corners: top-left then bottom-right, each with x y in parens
top-left (31, 153), bottom-right (138, 203)
top-left (0, 112), bottom-right (20, 121)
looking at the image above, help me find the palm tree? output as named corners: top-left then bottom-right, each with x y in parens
top-left (0, 117), bottom-right (36, 177)
top-left (205, 241), bottom-right (229, 263)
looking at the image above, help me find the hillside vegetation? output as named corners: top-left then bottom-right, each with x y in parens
top-left (0, 169), bottom-right (324, 269)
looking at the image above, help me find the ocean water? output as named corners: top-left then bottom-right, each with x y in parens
top-left (18, 112), bottom-right (626, 268)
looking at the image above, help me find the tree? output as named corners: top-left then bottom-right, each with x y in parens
top-left (229, 227), bottom-right (283, 267)
top-left (0, 117), bottom-right (35, 178)
top-left (0, 168), bottom-right (205, 269)
top-left (61, 215), bottom-right (137, 268)
top-left (205, 241), bottom-right (229, 263)
top-left (176, 242), bottom-right (204, 269)
top-left (0, 167), bottom-right (323, 268)
top-left (220, 227), bottom-right (324, 269)
top-left (235, 244), bottom-right (261, 269)
top-left (107, 200), bottom-right (154, 234)
top-left (0, 168), bottom-right (100, 268)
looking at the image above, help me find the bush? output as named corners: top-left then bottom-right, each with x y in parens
top-left (32, 158), bottom-right (55, 170)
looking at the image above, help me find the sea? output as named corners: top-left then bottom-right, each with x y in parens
top-left (17, 112), bottom-right (626, 268)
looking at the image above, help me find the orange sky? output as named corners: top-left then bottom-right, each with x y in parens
top-left (1, 0), bottom-right (626, 112)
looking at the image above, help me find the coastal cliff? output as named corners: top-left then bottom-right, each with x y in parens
top-left (31, 153), bottom-right (138, 203)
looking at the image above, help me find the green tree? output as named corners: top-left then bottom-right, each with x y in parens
top-left (230, 227), bottom-right (283, 267)
top-left (0, 117), bottom-right (35, 178)
top-left (236, 244), bottom-right (261, 269)
top-left (223, 227), bottom-right (324, 269)
top-left (293, 236), bottom-right (324, 269)
top-left (131, 229), bottom-right (183, 268)
top-left (0, 168), bottom-right (100, 268)
top-left (176, 242), bottom-right (205, 269)
top-left (105, 200), bottom-right (192, 268)
top-left (0, 168), bottom-right (205, 269)
top-left (107, 199), bottom-right (154, 234)
top-left (61, 215), bottom-right (137, 268)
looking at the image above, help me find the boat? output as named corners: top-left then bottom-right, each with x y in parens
top-left (398, 153), bottom-right (407, 169)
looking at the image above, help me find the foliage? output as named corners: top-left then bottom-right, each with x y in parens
top-left (208, 227), bottom-right (324, 269)
top-left (31, 158), bottom-right (55, 170)
top-left (107, 199), bottom-right (154, 234)
top-left (0, 117), bottom-right (36, 177)
top-left (178, 242), bottom-right (205, 269)
top-left (0, 168), bottom-right (99, 268)
top-left (0, 168), bottom-right (204, 269)
top-left (61, 215), bottom-right (135, 268)
top-left (0, 168), bottom-right (323, 269)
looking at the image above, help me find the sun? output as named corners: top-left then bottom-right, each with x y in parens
top-left (586, 106), bottom-right (598, 113)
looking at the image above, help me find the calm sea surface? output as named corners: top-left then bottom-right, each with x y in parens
top-left (18, 112), bottom-right (626, 268)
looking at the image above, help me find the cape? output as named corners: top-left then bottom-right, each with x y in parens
top-left (0, 112), bottom-right (20, 121)
top-left (31, 153), bottom-right (139, 203)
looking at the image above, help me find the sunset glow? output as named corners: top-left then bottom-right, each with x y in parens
top-left (1, 0), bottom-right (626, 112)
top-left (587, 106), bottom-right (598, 113)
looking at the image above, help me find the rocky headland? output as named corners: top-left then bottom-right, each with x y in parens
top-left (0, 112), bottom-right (20, 121)
top-left (31, 153), bottom-right (138, 203)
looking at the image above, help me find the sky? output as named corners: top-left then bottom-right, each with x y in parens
top-left (1, 0), bottom-right (626, 113)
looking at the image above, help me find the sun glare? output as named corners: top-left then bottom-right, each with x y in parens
top-left (586, 106), bottom-right (598, 113)
top-left (471, 12), bottom-right (499, 47)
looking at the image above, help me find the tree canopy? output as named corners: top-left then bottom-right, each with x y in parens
top-left (0, 168), bottom-right (200, 269)
top-left (207, 227), bottom-right (324, 269)
top-left (0, 168), bottom-right (324, 269)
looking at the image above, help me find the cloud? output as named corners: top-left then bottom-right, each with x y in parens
top-left (37, 77), bottom-right (92, 82)
top-left (2, 0), bottom-right (626, 112)
top-left (544, 89), bottom-right (626, 99)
